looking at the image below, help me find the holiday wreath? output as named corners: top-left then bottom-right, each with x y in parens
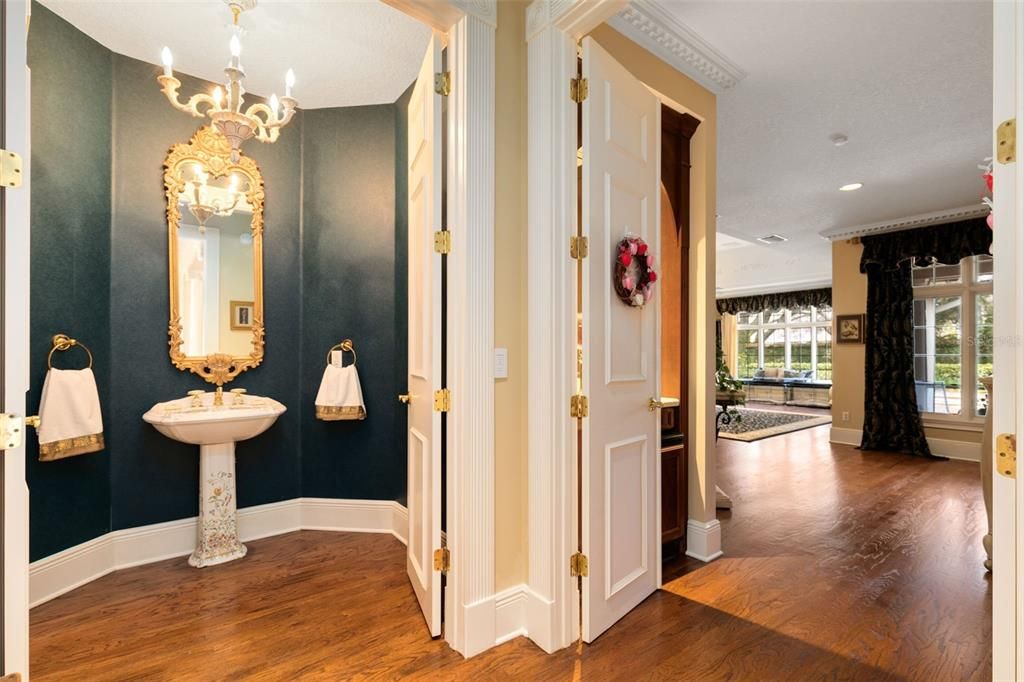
top-left (614, 235), bottom-right (657, 308)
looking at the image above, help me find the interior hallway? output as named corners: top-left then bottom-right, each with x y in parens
top-left (31, 423), bottom-right (990, 680)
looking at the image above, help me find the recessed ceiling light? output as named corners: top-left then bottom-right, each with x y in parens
top-left (756, 234), bottom-right (788, 244)
top-left (839, 183), bottom-right (863, 192)
top-left (830, 133), bottom-right (849, 147)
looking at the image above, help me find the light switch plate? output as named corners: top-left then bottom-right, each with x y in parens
top-left (494, 348), bottom-right (508, 379)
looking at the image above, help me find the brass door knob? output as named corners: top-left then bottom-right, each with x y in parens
top-left (399, 394), bottom-right (412, 404)
top-left (648, 398), bottom-right (668, 412)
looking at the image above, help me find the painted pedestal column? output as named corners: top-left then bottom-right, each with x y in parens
top-left (980, 376), bottom-right (993, 571)
top-left (189, 441), bottom-right (247, 567)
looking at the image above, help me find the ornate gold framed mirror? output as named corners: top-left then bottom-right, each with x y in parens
top-left (164, 126), bottom-right (265, 386)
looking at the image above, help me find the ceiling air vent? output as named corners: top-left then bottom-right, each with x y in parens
top-left (756, 233), bottom-right (789, 245)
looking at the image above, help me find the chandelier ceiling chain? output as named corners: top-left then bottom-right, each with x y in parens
top-left (157, 0), bottom-right (297, 161)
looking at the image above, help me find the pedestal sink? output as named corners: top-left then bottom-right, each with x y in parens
top-left (143, 390), bottom-right (286, 567)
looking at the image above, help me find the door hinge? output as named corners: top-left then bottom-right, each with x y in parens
top-left (434, 71), bottom-right (451, 97)
top-left (0, 149), bottom-right (23, 188)
top-left (570, 235), bottom-right (589, 260)
top-left (0, 414), bottom-right (26, 451)
top-left (997, 118), bottom-right (1016, 165)
top-left (433, 388), bottom-right (451, 413)
top-left (570, 394), bottom-right (589, 418)
top-left (434, 230), bottom-right (452, 255)
top-left (570, 552), bottom-right (589, 578)
top-left (570, 77), bottom-right (589, 103)
top-left (433, 546), bottom-right (451, 574)
top-left (997, 433), bottom-right (1017, 479)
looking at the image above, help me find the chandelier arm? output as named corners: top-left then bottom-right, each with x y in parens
top-left (158, 76), bottom-right (223, 119)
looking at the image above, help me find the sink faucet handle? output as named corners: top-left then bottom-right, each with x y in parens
top-left (187, 390), bottom-right (204, 407)
top-left (230, 388), bottom-right (247, 405)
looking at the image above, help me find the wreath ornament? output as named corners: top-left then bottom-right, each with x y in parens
top-left (614, 235), bottom-right (657, 308)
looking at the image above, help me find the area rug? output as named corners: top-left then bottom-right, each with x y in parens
top-left (718, 407), bottom-right (832, 442)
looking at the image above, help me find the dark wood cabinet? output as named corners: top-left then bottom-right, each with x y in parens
top-left (660, 405), bottom-right (686, 553)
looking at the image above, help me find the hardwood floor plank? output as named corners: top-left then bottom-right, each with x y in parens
top-left (31, 422), bottom-right (990, 680)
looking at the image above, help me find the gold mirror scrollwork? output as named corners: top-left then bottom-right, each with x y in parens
top-left (164, 126), bottom-right (265, 386)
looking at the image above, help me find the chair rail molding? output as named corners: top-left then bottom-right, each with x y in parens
top-left (607, 0), bottom-right (746, 94)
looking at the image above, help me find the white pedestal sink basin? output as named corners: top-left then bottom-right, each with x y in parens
top-left (143, 390), bottom-right (286, 567)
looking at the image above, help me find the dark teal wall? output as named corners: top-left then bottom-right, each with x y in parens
top-left (28, 4), bottom-right (410, 560)
top-left (299, 104), bottom-right (406, 501)
top-left (27, 5), bottom-right (113, 561)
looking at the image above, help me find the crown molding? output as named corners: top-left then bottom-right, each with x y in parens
top-left (607, 0), bottom-right (746, 94)
top-left (716, 277), bottom-right (833, 299)
top-left (820, 204), bottom-right (991, 242)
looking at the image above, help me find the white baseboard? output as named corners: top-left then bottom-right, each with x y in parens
top-left (494, 584), bottom-right (530, 645)
top-left (685, 518), bottom-right (723, 562)
top-left (830, 427), bottom-right (981, 462)
top-left (30, 498), bottom-right (407, 609)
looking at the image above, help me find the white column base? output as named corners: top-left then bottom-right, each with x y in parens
top-left (190, 441), bottom-right (247, 568)
top-left (685, 518), bottom-right (723, 562)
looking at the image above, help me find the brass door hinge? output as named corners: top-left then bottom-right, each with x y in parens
top-left (0, 149), bottom-right (23, 188)
top-left (570, 552), bottom-right (589, 578)
top-left (433, 388), bottom-right (451, 412)
top-left (570, 77), bottom-right (589, 103)
top-left (434, 71), bottom-right (451, 97)
top-left (570, 235), bottom-right (589, 260)
top-left (433, 546), bottom-right (451, 573)
top-left (997, 433), bottom-right (1017, 479)
top-left (570, 394), bottom-right (589, 418)
top-left (434, 230), bottom-right (452, 254)
top-left (997, 118), bottom-right (1016, 165)
top-left (0, 414), bottom-right (27, 450)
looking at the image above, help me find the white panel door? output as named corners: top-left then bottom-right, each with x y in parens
top-left (2, 0), bottom-right (31, 675)
top-left (580, 36), bottom-right (661, 643)
top-left (992, 1), bottom-right (1023, 678)
top-left (405, 32), bottom-right (443, 638)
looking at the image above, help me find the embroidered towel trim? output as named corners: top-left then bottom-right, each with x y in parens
top-left (37, 367), bottom-right (105, 461)
top-left (315, 364), bottom-right (367, 421)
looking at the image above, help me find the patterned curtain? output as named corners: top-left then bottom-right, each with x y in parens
top-left (858, 217), bottom-right (991, 458)
top-left (716, 287), bottom-right (832, 315)
top-left (859, 260), bottom-right (933, 457)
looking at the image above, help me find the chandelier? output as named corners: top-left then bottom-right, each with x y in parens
top-left (158, 0), bottom-right (297, 162)
top-left (182, 164), bottom-right (244, 230)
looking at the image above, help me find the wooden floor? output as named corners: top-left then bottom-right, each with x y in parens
top-left (31, 423), bottom-right (991, 680)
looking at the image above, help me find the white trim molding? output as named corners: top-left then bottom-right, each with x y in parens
top-left (444, 11), bottom-right (497, 659)
top-left (608, 0), bottom-right (746, 94)
top-left (685, 519), bottom-right (723, 562)
top-left (820, 204), bottom-right (990, 242)
top-left (829, 427), bottom-right (982, 462)
top-left (716, 278), bottom-right (833, 299)
top-left (30, 498), bottom-right (409, 610)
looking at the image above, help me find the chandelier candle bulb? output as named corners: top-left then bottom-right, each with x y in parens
top-left (161, 47), bottom-right (173, 77)
top-left (285, 68), bottom-right (295, 97)
top-left (269, 94), bottom-right (280, 117)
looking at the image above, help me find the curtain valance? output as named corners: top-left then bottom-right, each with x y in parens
top-left (716, 287), bottom-right (832, 316)
top-left (859, 216), bottom-right (991, 273)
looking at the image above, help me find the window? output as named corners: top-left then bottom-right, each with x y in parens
top-left (912, 255), bottom-right (993, 419)
top-left (735, 304), bottom-right (833, 380)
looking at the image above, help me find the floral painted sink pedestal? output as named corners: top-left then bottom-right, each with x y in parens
top-left (142, 391), bottom-right (286, 569)
top-left (191, 442), bottom-right (247, 567)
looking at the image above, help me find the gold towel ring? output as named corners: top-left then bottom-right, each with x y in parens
top-left (47, 333), bottom-right (94, 370)
top-left (325, 339), bottom-right (357, 367)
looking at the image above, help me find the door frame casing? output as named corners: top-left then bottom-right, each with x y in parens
top-left (525, 0), bottom-right (719, 652)
top-left (2, 0), bottom-right (31, 675)
top-left (992, 0), bottom-right (1023, 678)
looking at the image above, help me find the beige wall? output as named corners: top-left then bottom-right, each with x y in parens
top-left (494, 0), bottom-right (529, 591)
top-left (831, 239), bottom-right (981, 445)
top-left (590, 25), bottom-right (719, 523)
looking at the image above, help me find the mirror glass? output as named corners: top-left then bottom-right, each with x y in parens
top-left (165, 127), bottom-right (265, 385)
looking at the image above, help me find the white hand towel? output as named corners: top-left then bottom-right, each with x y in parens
top-left (37, 368), bottom-right (105, 461)
top-left (315, 364), bottom-right (367, 421)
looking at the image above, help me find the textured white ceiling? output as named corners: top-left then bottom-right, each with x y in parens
top-left (660, 1), bottom-right (992, 295)
top-left (40, 0), bottom-right (430, 109)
